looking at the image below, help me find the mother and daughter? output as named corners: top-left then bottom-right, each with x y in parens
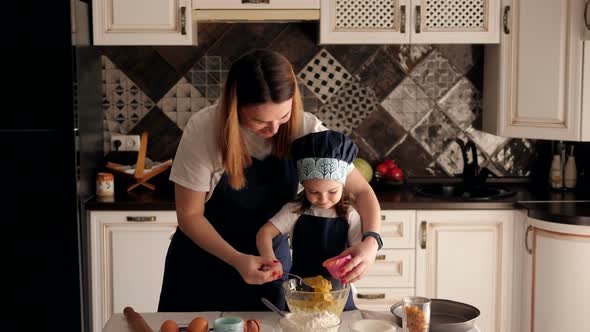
top-left (158, 49), bottom-right (382, 312)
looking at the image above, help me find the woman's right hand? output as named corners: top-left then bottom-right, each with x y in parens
top-left (232, 253), bottom-right (282, 285)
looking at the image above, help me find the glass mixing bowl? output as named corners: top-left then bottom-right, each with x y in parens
top-left (282, 278), bottom-right (350, 316)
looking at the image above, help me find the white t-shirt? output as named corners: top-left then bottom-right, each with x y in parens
top-left (269, 203), bottom-right (362, 246)
top-left (169, 104), bottom-right (327, 201)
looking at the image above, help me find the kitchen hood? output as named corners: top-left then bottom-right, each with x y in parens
top-left (192, 9), bottom-right (319, 22)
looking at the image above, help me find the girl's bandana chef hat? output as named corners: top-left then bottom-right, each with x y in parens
top-left (291, 130), bottom-right (359, 185)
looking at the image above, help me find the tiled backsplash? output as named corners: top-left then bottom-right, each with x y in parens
top-left (101, 23), bottom-right (546, 177)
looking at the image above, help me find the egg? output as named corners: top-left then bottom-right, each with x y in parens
top-left (187, 317), bottom-right (208, 332)
top-left (244, 319), bottom-right (260, 332)
top-left (160, 320), bottom-right (179, 332)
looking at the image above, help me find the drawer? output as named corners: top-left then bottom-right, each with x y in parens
top-left (380, 210), bottom-right (415, 249)
top-left (89, 211), bottom-right (178, 225)
top-left (353, 287), bottom-right (414, 312)
top-left (354, 249), bottom-right (414, 288)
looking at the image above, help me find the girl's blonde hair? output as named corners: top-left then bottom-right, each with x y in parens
top-left (218, 49), bottom-right (303, 190)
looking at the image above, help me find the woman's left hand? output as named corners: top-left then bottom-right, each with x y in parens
top-left (338, 238), bottom-right (379, 284)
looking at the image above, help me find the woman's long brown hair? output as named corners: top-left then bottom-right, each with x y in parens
top-left (218, 49), bottom-right (303, 190)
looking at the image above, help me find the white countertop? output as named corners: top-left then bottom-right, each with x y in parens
top-left (102, 310), bottom-right (481, 332)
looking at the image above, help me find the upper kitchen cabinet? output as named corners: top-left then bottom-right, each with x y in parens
top-left (193, 0), bottom-right (320, 21)
top-left (320, 0), bottom-right (500, 44)
top-left (92, 0), bottom-right (197, 45)
top-left (483, 0), bottom-right (590, 141)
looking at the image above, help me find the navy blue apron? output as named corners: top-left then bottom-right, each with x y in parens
top-left (289, 213), bottom-right (356, 310)
top-left (158, 156), bottom-right (298, 312)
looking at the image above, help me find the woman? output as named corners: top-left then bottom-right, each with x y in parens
top-left (158, 49), bottom-right (381, 312)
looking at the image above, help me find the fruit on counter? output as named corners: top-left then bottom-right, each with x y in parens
top-left (375, 158), bottom-right (404, 182)
top-left (160, 320), bottom-right (179, 332)
top-left (244, 319), bottom-right (260, 332)
top-left (187, 317), bottom-right (209, 332)
top-left (353, 158), bottom-right (373, 182)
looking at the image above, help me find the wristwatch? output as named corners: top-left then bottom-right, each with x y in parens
top-left (362, 231), bottom-right (383, 251)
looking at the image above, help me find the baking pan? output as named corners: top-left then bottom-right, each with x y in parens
top-left (390, 298), bottom-right (480, 332)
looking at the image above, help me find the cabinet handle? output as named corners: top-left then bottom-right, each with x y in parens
top-left (375, 254), bottom-right (386, 261)
top-left (126, 216), bottom-right (156, 222)
top-left (525, 225), bottom-right (533, 255)
top-left (242, 0), bottom-right (270, 3)
top-left (357, 293), bottom-right (386, 300)
top-left (400, 5), bottom-right (406, 34)
top-left (420, 221), bottom-right (427, 249)
top-left (381, 215), bottom-right (386, 221)
top-left (180, 6), bottom-right (187, 35)
top-left (503, 6), bottom-right (511, 34)
top-left (415, 5), bottom-right (421, 33)
top-left (585, 1), bottom-right (590, 30)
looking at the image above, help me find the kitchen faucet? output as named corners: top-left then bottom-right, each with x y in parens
top-left (455, 139), bottom-right (495, 189)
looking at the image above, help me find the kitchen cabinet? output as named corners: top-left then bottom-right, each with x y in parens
top-left (92, 0), bottom-right (196, 45)
top-left (194, 0), bottom-right (319, 9)
top-left (415, 210), bottom-right (515, 332)
top-left (353, 210), bottom-right (416, 311)
top-left (88, 211), bottom-right (178, 332)
top-left (520, 217), bottom-right (590, 332)
top-left (320, 0), bottom-right (501, 44)
top-left (483, 0), bottom-right (589, 141)
top-left (193, 0), bottom-right (319, 21)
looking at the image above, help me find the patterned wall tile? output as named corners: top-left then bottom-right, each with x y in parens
top-left (438, 77), bottom-right (481, 130)
top-left (102, 56), bottom-right (155, 151)
top-left (465, 126), bottom-right (508, 158)
top-left (411, 108), bottom-right (461, 157)
top-left (326, 45), bottom-right (379, 74)
top-left (386, 135), bottom-right (439, 177)
top-left (435, 44), bottom-right (483, 75)
top-left (351, 132), bottom-right (380, 165)
top-left (184, 55), bottom-right (230, 105)
top-left (298, 49), bottom-right (353, 104)
top-left (380, 77), bottom-right (434, 131)
top-left (314, 80), bottom-right (379, 135)
top-left (355, 107), bottom-right (405, 156)
top-left (269, 23), bottom-right (321, 72)
top-left (410, 49), bottom-right (463, 101)
top-left (356, 47), bottom-right (406, 101)
top-left (385, 44), bottom-right (433, 73)
top-left (156, 77), bottom-right (211, 130)
top-left (492, 139), bottom-right (540, 177)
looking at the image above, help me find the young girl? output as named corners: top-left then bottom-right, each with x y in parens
top-left (256, 130), bottom-right (363, 310)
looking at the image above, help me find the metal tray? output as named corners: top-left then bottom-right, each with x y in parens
top-left (390, 299), bottom-right (480, 332)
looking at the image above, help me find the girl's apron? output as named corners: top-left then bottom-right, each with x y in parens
top-left (289, 213), bottom-right (357, 310)
top-left (158, 156), bottom-right (298, 312)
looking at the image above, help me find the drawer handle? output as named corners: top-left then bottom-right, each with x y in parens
top-left (525, 225), bottom-right (533, 255)
top-left (585, 1), bottom-right (590, 30)
top-left (357, 293), bottom-right (386, 300)
top-left (180, 6), bottom-right (186, 35)
top-left (420, 221), bottom-right (427, 249)
top-left (503, 6), bottom-right (511, 34)
top-left (375, 254), bottom-right (386, 261)
top-left (415, 5), bottom-right (421, 33)
top-left (242, 0), bottom-right (270, 3)
top-left (400, 5), bottom-right (406, 34)
top-left (381, 215), bottom-right (386, 221)
top-left (126, 216), bottom-right (156, 222)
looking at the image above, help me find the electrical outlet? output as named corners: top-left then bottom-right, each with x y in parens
top-left (110, 134), bottom-right (141, 151)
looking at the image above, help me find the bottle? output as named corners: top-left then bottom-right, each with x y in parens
top-left (564, 146), bottom-right (577, 189)
top-left (550, 155), bottom-right (563, 189)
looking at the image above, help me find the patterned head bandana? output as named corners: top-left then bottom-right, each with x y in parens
top-left (291, 130), bottom-right (359, 185)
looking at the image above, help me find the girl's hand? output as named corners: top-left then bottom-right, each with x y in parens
top-left (261, 260), bottom-right (284, 280)
top-left (338, 238), bottom-right (379, 284)
top-left (232, 253), bottom-right (281, 284)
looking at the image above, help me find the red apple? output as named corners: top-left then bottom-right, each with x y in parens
top-left (386, 167), bottom-right (404, 181)
top-left (376, 163), bottom-right (389, 176)
top-left (381, 159), bottom-right (397, 169)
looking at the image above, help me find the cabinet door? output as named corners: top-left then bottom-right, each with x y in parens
top-left (195, 0), bottom-right (319, 9)
top-left (416, 210), bottom-right (514, 332)
top-left (409, 0), bottom-right (500, 43)
top-left (483, 0), bottom-right (586, 141)
top-left (92, 0), bottom-right (196, 45)
top-left (525, 219), bottom-right (590, 332)
top-left (320, 0), bottom-right (410, 44)
top-left (89, 211), bottom-right (178, 332)
top-left (583, 41), bottom-right (590, 141)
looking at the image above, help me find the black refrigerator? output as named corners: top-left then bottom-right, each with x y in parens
top-left (4, 1), bottom-right (102, 330)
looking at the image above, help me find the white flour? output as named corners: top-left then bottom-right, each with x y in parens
top-left (280, 311), bottom-right (340, 331)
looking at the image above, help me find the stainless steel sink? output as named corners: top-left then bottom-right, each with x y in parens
top-left (415, 184), bottom-right (515, 201)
